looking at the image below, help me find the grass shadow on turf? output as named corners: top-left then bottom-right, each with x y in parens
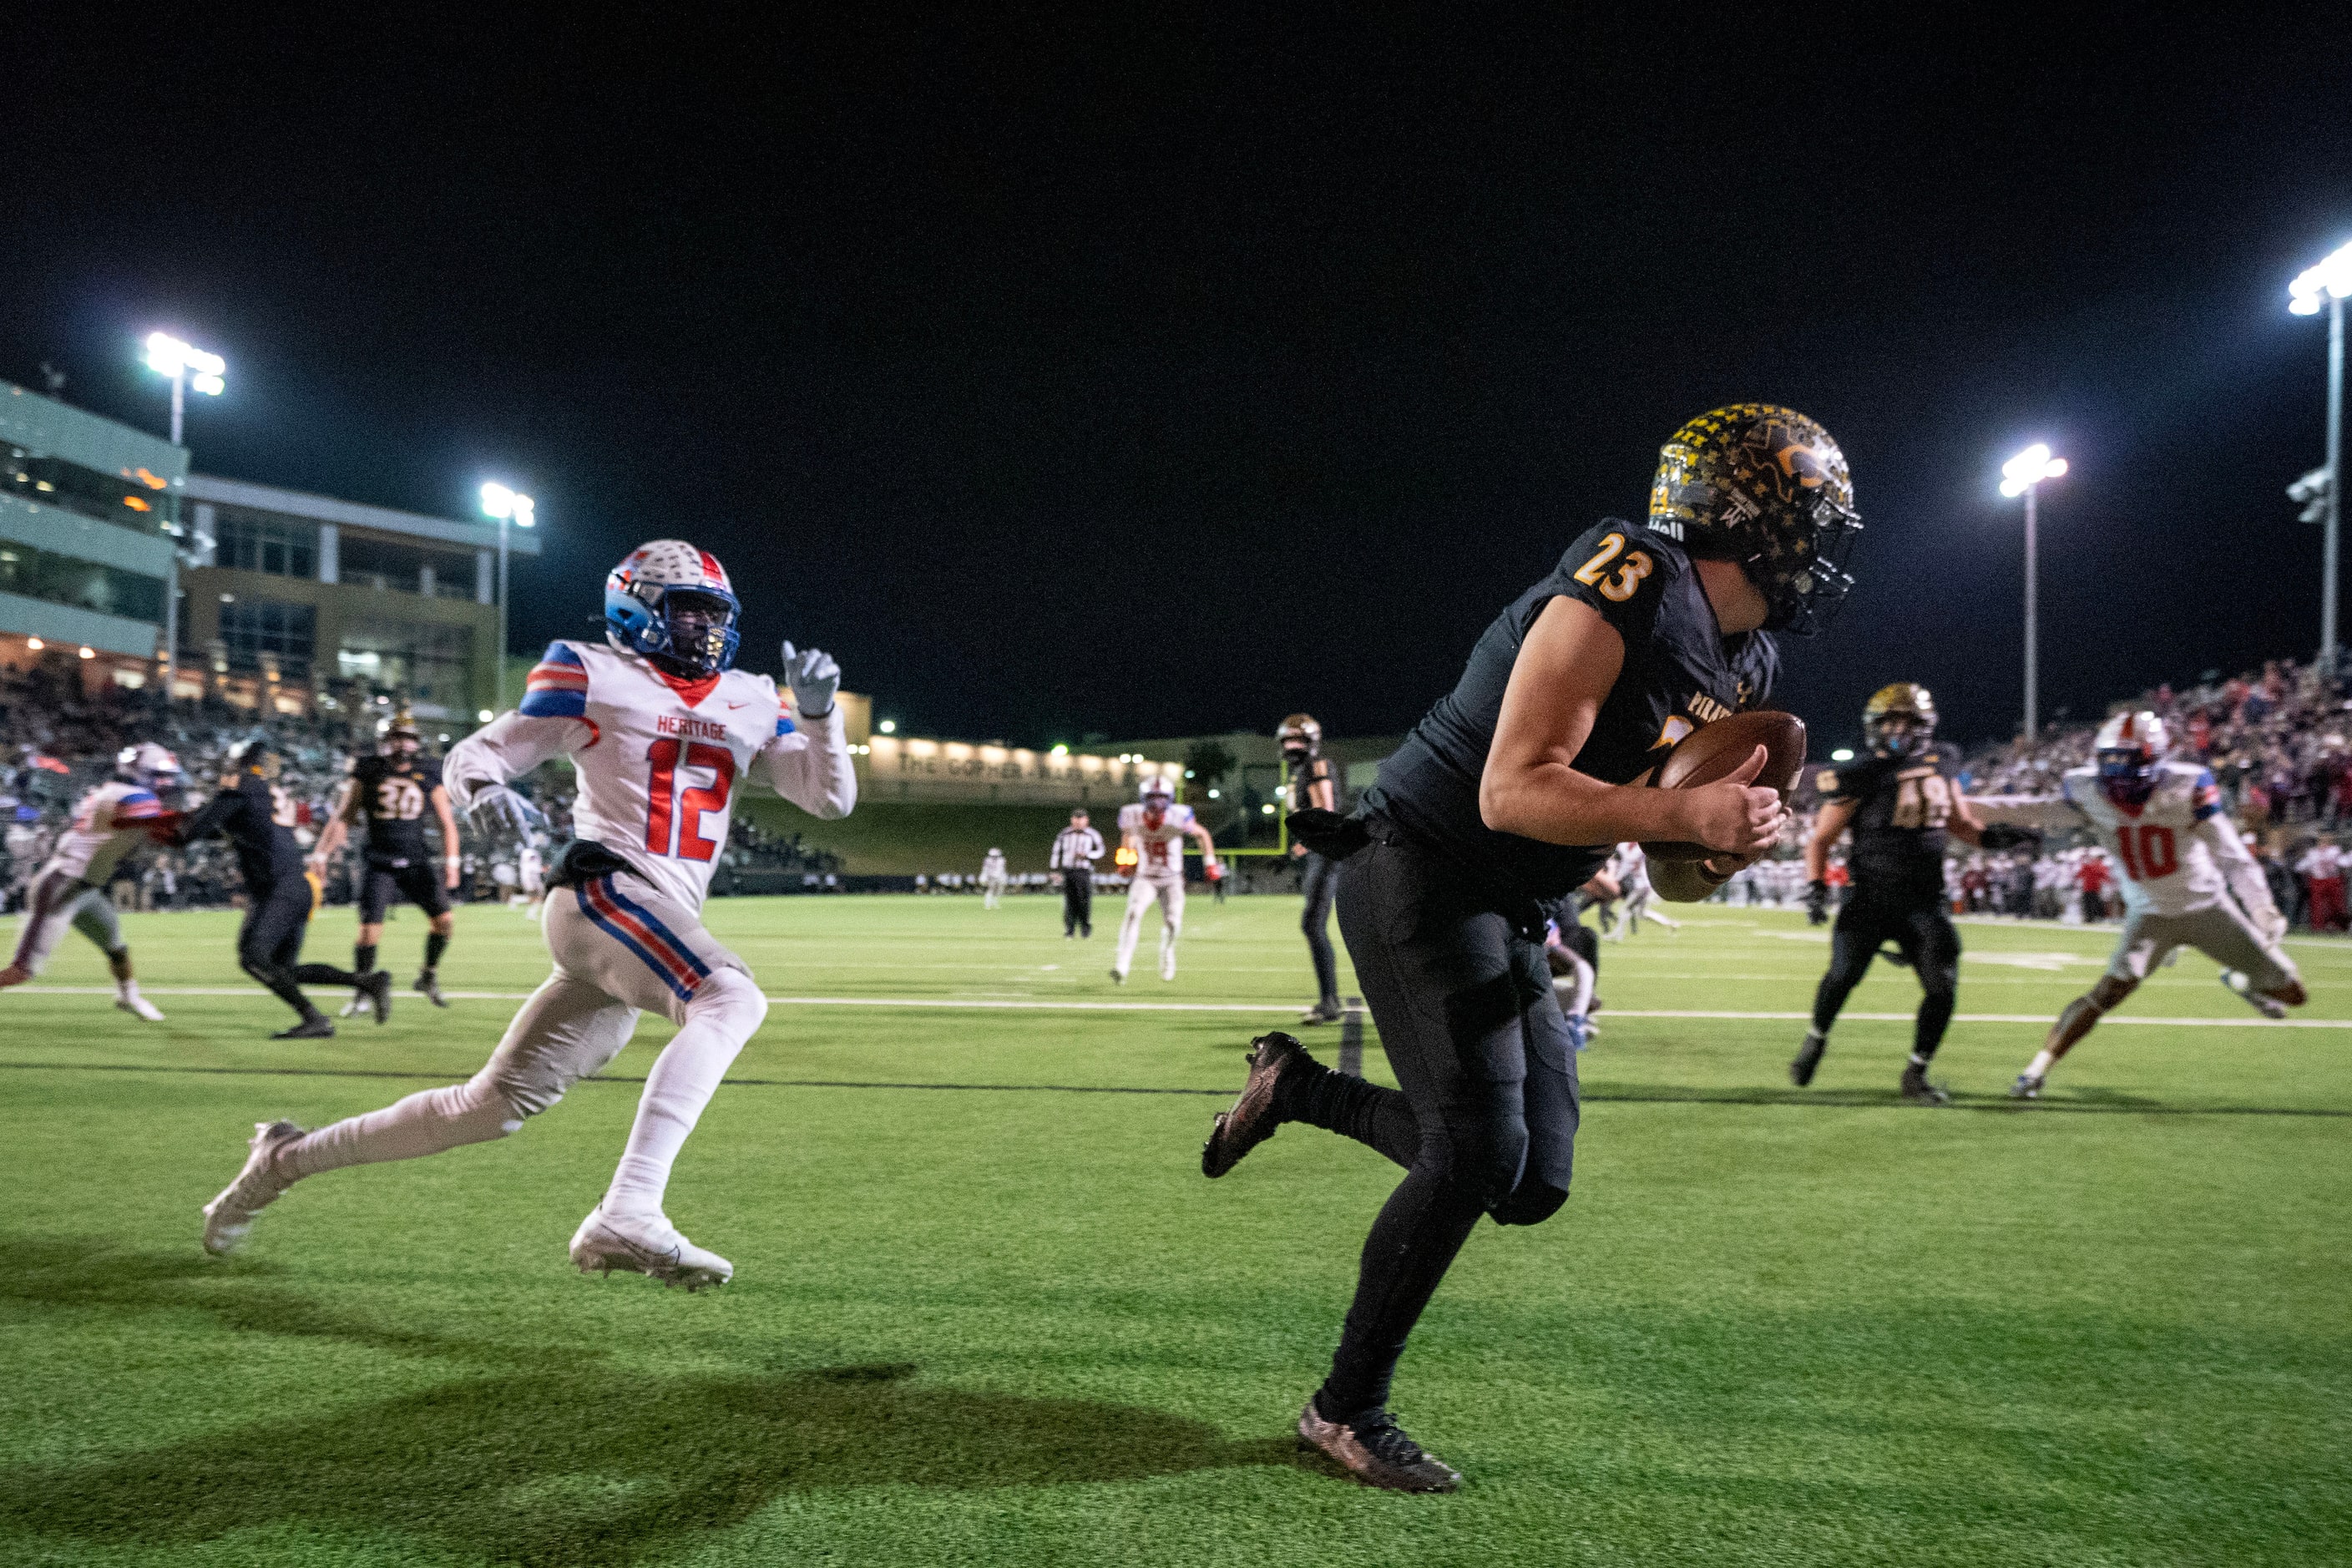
top-left (0, 1237), bottom-right (592, 1370)
top-left (2, 1365), bottom-right (1303, 1564)
top-left (1, 1240), bottom-right (1310, 1564)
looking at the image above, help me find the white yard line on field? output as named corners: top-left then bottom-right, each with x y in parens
top-left (14, 985), bottom-right (2352, 1027)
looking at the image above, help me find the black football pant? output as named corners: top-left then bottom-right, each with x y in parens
top-left (1811, 892), bottom-right (1961, 1060)
top-left (239, 876), bottom-right (368, 1024)
top-left (1061, 867), bottom-right (1093, 936)
top-left (1275, 826), bottom-right (1578, 1423)
top-left (1300, 849), bottom-right (1341, 1010)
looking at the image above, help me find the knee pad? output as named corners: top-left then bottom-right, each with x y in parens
top-left (684, 967), bottom-right (768, 1039)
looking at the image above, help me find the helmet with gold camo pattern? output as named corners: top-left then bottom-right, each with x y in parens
top-left (1648, 404), bottom-right (1861, 635)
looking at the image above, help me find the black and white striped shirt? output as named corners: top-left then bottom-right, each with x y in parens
top-left (1050, 825), bottom-right (1105, 869)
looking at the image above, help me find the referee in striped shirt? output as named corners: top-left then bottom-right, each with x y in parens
top-left (1051, 810), bottom-right (1106, 938)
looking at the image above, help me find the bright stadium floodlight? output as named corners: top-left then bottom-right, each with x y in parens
top-left (2000, 443), bottom-right (2066, 740)
top-left (1999, 443), bottom-right (2068, 497)
top-left (2290, 240), bottom-right (2352, 675)
top-left (478, 483), bottom-right (538, 713)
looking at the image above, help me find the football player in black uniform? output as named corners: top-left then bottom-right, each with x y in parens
top-left (174, 738), bottom-right (391, 1038)
top-left (311, 710), bottom-right (463, 1010)
top-left (1198, 404), bottom-right (1862, 1491)
top-left (1283, 713), bottom-right (1346, 1024)
top-left (1795, 683), bottom-right (2033, 1103)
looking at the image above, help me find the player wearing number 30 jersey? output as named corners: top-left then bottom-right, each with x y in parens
top-left (200, 539), bottom-right (856, 1289)
top-left (1970, 711), bottom-right (2303, 1097)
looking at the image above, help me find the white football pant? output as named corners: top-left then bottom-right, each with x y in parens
top-left (1115, 873), bottom-right (1186, 979)
top-left (11, 870), bottom-right (125, 974)
top-left (273, 870), bottom-right (767, 1221)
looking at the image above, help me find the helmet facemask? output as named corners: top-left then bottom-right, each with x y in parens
top-left (2098, 746), bottom-right (2162, 808)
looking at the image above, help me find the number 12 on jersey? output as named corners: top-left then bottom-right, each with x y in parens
top-left (645, 739), bottom-right (735, 862)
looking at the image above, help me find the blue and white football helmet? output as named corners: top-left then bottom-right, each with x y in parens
top-left (604, 540), bottom-right (742, 675)
top-left (115, 741), bottom-right (182, 792)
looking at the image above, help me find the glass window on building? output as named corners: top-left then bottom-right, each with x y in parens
top-left (0, 544), bottom-right (166, 622)
top-left (220, 599), bottom-right (316, 680)
top-left (337, 534), bottom-right (475, 598)
top-left (214, 510), bottom-right (317, 579)
top-left (2, 444), bottom-right (175, 535)
top-left (338, 620), bottom-right (473, 709)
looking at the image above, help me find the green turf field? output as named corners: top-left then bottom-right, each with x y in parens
top-left (4, 893), bottom-right (2347, 1566)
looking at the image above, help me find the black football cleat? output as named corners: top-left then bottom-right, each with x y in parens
top-left (1297, 1401), bottom-right (1460, 1493)
top-left (362, 970), bottom-right (394, 1024)
top-left (1202, 1032), bottom-right (1311, 1178)
top-left (1299, 1000), bottom-right (1343, 1026)
top-left (414, 970), bottom-right (449, 1008)
top-left (271, 1015), bottom-right (336, 1040)
top-left (1789, 1029), bottom-right (1827, 1087)
top-left (1899, 1063), bottom-right (1950, 1105)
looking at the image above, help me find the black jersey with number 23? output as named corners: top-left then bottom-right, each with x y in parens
top-left (1816, 744), bottom-right (1959, 901)
top-left (351, 755), bottom-right (443, 867)
top-left (1366, 517), bottom-right (1779, 922)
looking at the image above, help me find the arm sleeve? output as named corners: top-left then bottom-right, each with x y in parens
top-left (1965, 794), bottom-right (2086, 830)
top-left (175, 786), bottom-right (244, 844)
top-left (443, 713), bottom-right (589, 814)
top-left (2197, 813), bottom-right (2276, 919)
top-left (756, 703), bottom-right (857, 820)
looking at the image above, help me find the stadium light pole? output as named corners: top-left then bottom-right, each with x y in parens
top-left (2000, 443), bottom-right (2068, 741)
top-left (2290, 240), bottom-right (2352, 676)
top-left (478, 483), bottom-right (536, 714)
top-left (142, 333), bottom-right (226, 700)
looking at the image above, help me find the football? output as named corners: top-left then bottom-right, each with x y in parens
top-left (1641, 710), bottom-right (1808, 861)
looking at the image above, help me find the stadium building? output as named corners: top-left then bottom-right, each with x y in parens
top-left (175, 474), bottom-right (539, 718)
top-left (0, 381), bottom-right (186, 695)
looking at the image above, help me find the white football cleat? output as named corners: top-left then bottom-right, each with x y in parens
top-left (1159, 947), bottom-right (1178, 982)
top-left (116, 993), bottom-right (167, 1022)
top-left (201, 1120), bottom-right (305, 1255)
top-left (569, 1204), bottom-right (732, 1291)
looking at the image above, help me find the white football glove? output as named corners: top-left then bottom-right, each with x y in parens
top-left (781, 641), bottom-right (840, 719)
top-left (462, 783), bottom-right (546, 840)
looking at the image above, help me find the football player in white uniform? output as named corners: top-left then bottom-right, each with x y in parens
top-left (1971, 711), bottom-right (2303, 1098)
top-left (980, 847), bottom-right (1009, 909)
top-left (1112, 774), bottom-right (1220, 983)
top-left (0, 742), bottom-right (180, 1019)
top-left (200, 541), bottom-right (856, 1287)
top-left (1603, 842), bottom-right (1679, 939)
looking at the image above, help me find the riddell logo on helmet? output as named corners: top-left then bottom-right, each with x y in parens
top-left (1649, 517), bottom-right (1684, 541)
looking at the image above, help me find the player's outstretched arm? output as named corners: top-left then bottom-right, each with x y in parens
top-left (1803, 799), bottom-right (1857, 882)
top-left (758, 698), bottom-right (857, 820)
top-left (309, 780), bottom-right (360, 867)
top-left (1965, 794), bottom-right (2084, 832)
top-left (1187, 818), bottom-right (1221, 875)
top-left (445, 713), bottom-right (583, 834)
top-left (2198, 813), bottom-right (2285, 934)
top-left (1480, 596), bottom-right (1785, 856)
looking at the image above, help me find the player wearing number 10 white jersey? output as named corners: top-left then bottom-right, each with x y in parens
top-left (201, 540), bottom-right (856, 1287)
top-left (1971, 710), bottom-right (2304, 1098)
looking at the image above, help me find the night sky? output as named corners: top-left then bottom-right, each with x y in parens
top-left (9, 9), bottom-right (2352, 753)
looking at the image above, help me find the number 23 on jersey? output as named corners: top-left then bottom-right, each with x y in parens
top-left (645, 740), bottom-right (735, 862)
top-left (1572, 532), bottom-right (1655, 604)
